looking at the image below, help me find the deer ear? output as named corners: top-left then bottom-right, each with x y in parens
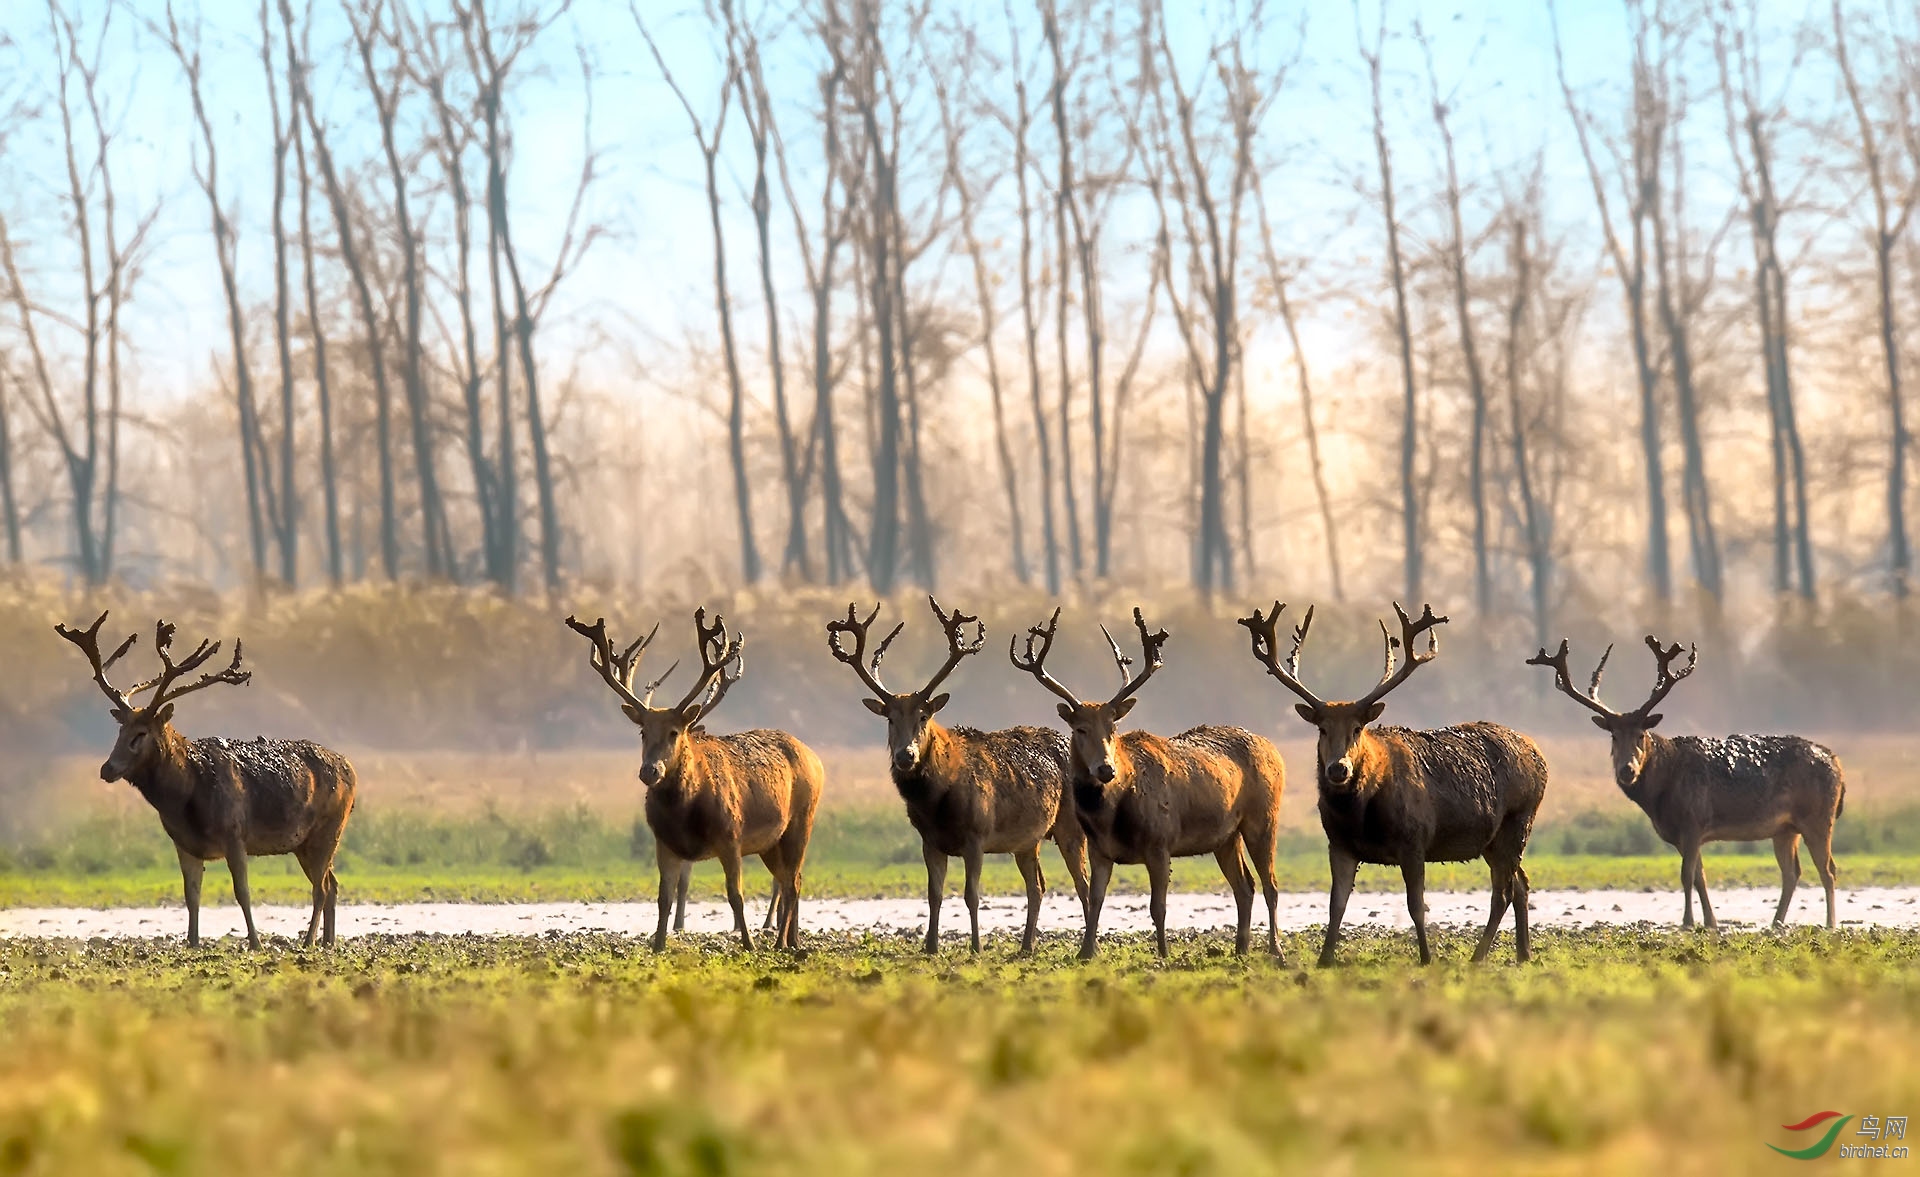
top-left (155, 703), bottom-right (175, 726)
top-left (1057, 701), bottom-right (1076, 722)
top-left (925, 692), bottom-right (951, 714)
top-left (1590, 714), bottom-right (1611, 730)
top-left (1642, 712), bottom-right (1664, 729)
top-left (111, 705), bottom-right (131, 724)
top-left (621, 703), bottom-right (645, 724)
top-left (1363, 701), bottom-right (1386, 723)
top-left (1110, 697), bottom-right (1137, 722)
top-left (862, 697), bottom-right (888, 716)
top-left (1294, 702), bottom-right (1319, 724)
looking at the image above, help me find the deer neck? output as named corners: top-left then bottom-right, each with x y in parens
top-left (1619, 731), bottom-right (1672, 802)
top-left (125, 724), bottom-right (199, 812)
top-left (1347, 729), bottom-right (1388, 789)
top-left (896, 720), bottom-right (959, 801)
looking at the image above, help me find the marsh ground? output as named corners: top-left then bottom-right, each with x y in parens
top-left (0, 928), bottom-right (1915, 1175)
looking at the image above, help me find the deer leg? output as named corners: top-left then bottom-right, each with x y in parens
top-left (1013, 848), bottom-right (1044, 956)
top-left (225, 841), bottom-right (260, 950)
top-left (324, 869), bottom-right (339, 947)
top-left (776, 815), bottom-right (810, 950)
top-left (962, 841), bottom-right (985, 954)
top-left (1471, 860), bottom-right (1513, 965)
top-left (1512, 865), bottom-right (1532, 963)
top-left (1079, 853), bottom-right (1113, 962)
top-left (1055, 823), bottom-right (1092, 923)
top-left (1810, 823), bottom-right (1839, 931)
top-left (720, 847), bottom-right (753, 951)
top-left (1320, 847), bottom-right (1360, 968)
top-left (1678, 845), bottom-right (1699, 929)
top-left (294, 843), bottom-right (327, 948)
top-left (1146, 849), bottom-right (1172, 959)
top-left (651, 850), bottom-right (682, 953)
top-left (176, 846), bottom-right (205, 949)
top-left (1771, 831), bottom-right (1802, 929)
top-left (921, 840), bottom-right (948, 955)
top-left (1694, 854), bottom-right (1718, 931)
top-left (1401, 857), bottom-right (1432, 966)
top-left (673, 861), bottom-right (691, 933)
top-left (1243, 819), bottom-right (1282, 957)
top-left (1214, 842), bottom-right (1254, 955)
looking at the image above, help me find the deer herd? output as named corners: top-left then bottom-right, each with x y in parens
top-left (52, 599), bottom-right (1848, 965)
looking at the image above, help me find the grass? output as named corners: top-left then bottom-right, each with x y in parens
top-left (0, 928), bottom-right (1915, 1173)
top-left (4, 802), bottom-right (1920, 908)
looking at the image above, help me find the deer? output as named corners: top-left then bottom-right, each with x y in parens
top-left (826, 596), bottom-right (1090, 956)
top-left (54, 611), bottom-right (358, 949)
top-left (1526, 635), bottom-right (1846, 931)
top-left (1012, 607), bottom-right (1286, 961)
top-left (566, 609), bottom-right (822, 952)
top-left (1239, 602), bottom-right (1548, 966)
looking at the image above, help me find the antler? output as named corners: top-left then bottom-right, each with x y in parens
top-left (1010, 606), bottom-right (1080, 706)
top-left (1100, 607), bottom-right (1168, 708)
top-left (1524, 638), bottom-right (1620, 719)
top-left (690, 644), bottom-right (744, 725)
top-left (1237, 601), bottom-right (1329, 712)
top-left (825, 602), bottom-right (903, 699)
top-left (125, 620), bottom-right (251, 707)
top-left (1637, 633), bottom-right (1697, 715)
top-left (921, 596), bottom-right (984, 698)
top-left (53, 610), bottom-right (139, 715)
top-left (668, 609), bottom-right (743, 715)
top-left (565, 614), bottom-right (655, 713)
top-left (1353, 602), bottom-right (1448, 710)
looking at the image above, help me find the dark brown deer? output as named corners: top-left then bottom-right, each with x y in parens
top-left (54, 611), bottom-right (358, 949)
top-left (567, 610), bottom-right (822, 952)
top-left (826, 596), bottom-right (1089, 955)
top-left (1240, 602), bottom-right (1548, 966)
top-left (1012, 607), bottom-right (1286, 961)
top-left (1527, 635), bottom-right (1845, 930)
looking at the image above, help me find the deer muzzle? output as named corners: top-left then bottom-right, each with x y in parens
top-left (639, 762), bottom-right (666, 787)
top-left (98, 758), bottom-right (121, 783)
top-left (891, 746), bottom-right (918, 773)
top-left (1324, 759), bottom-right (1353, 786)
top-left (1093, 762), bottom-right (1117, 784)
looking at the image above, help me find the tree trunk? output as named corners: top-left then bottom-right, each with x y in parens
top-left (0, 368), bottom-right (18, 563)
top-left (1014, 70), bottom-right (1061, 595)
top-left (1365, 31), bottom-right (1420, 603)
top-left (279, 0), bottom-right (341, 585)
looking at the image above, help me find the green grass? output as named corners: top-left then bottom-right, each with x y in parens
top-left (5, 803), bottom-right (1920, 908)
top-left (0, 928), bottom-right (1916, 1174)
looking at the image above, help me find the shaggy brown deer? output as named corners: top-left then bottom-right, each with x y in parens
top-left (1240, 602), bottom-right (1548, 966)
top-left (1012, 607), bottom-right (1286, 961)
top-left (1526, 636), bottom-right (1845, 930)
top-left (567, 610), bottom-right (822, 951)
top-left (54, 611), bottom-right (358, 949)
top-left (827, 597), bottom-right (1089, 955)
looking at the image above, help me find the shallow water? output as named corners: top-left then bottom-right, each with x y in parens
top-left (2, 886), bottom-right (1913, 941)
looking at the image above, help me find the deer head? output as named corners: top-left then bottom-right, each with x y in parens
top-left (567, 610), bottom-right (744, 788)
top-left (1010, 606), bottom-right (1167, 786)
top-left (54, 612), bottom-right (252, 783)
top-left (826, 596), bottom-right (982, 775)
top-left (1526, 634), bottom-right (1697, 789)
top-left (1239, 601), bottom-right (1447, 789)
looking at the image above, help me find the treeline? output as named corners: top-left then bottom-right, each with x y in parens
top-left (0, 1), bottom-right (1918, 648)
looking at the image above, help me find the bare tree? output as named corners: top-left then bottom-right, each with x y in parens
top-left (0, 364), bottom-right (19, 564)
top-left (1833, 0), bottom-right (1920, 597)
top-left (1041, 0), bottom-right (1085, 580)
top-left (639, 8), bottom-right (759, 585)
top-left (349, 0), bottom-right (451, 579)
top-left (260, 0), bottom-right (299, 587)
top-left (1552, 0), bottom-right (1673, 602)
top-left (1357, 0), bottom-right (1421, 602)
top-left (1418, 21), bottom-right (1492, 613)
top-left (1250, 170), bottom-right (1342, 598)
top-left (1008, 0), bottom-right (1061, 594)
top-left (933, 19), bottom-right (1028, 584)
top-left (278, 0), bottom-right (342, 586)
top-left (1714, 0), bottom-right (1812, 599)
